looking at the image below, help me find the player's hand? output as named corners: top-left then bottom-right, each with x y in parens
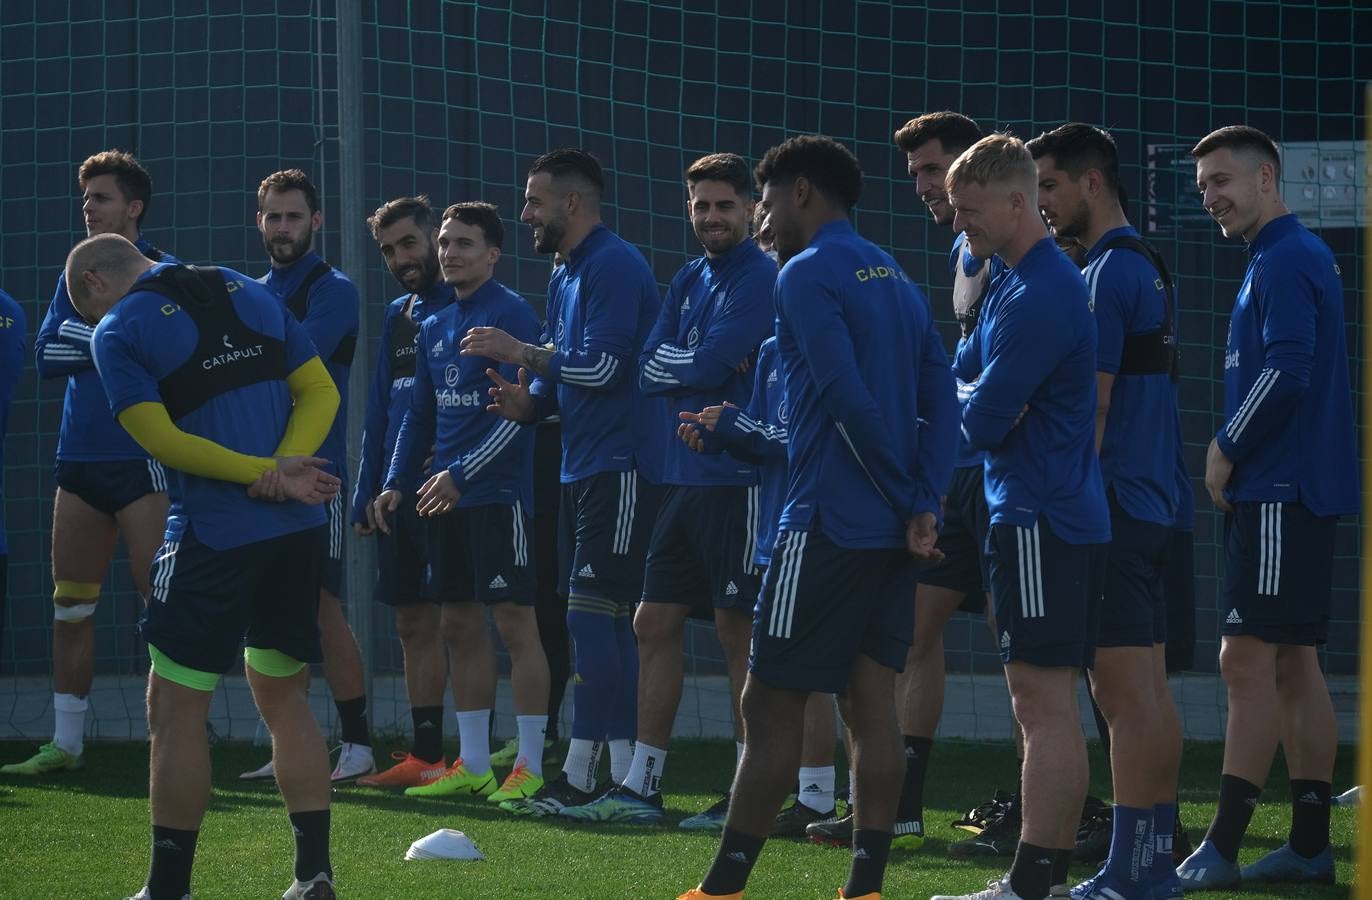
top-left (416, 469), bottom-right (461, 518)
top-left (247, 467), bottom-right (285, 502)
top-left (677, 421), bottom-right (706, 452)
top-left (678, 401), bottom-right (735, 432)
top-left (906, 511), bottom-right (944, 562)
top-left (353, 521), bottom-right (374, 537)
top-left (273, 457), bottom-right (341, 505)
top-left (1204, 437), bottom-right (1234, 513)
top-left (372, 488), bottom-right (402, 535)
top-left (460, 326), bottom-right (523, 364)
top-left (486, 367), bottom-right (538, 423)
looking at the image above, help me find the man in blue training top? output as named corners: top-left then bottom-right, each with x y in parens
top-left (935, 133), bottom-right (1111, 900)
top-left (241, 169), bottom-right (373, 783)
top-left (0, 286), bottom-right (25, 647)
top-left (68, 233), bottom-right (343, 900)
top-left (1030, 122), bottom-right (1185, 900)
top-left (555, 152), bottom-right (777, 828)
top-left (351, 195), bottom-right (455, 789)
top-left (678, 134), bottom-right (958, 900)
top-left (1176, 125), bottom-right (1358, 890)
top-left (7, 150), bottom-right (172, 778)
top-left (461, 149), bottom-right (663, 818)
top-left (880, 109), bottom-right (1028, 860)
top-left (375, 201), bottom-right (551, 806)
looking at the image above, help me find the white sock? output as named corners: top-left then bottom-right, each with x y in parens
top-left (562, 738), bottom-right (602, 793)
top-left (515, 715), bottom-right (548, 777)
top-left (455, 709), bottom-right (491, 774)
top-left (608, 738), bottom-right (633, 785)
top-left (623, 741), bottom-right (666, 797)
top-left (798, 765), bottom-right (836, 813)
top-left (53, 693), bottom-right (88, 757)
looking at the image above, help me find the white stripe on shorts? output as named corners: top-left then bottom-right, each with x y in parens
top-left (767, 530), bottom-right (807, 639)
top-left (1016, 523), bottom-right (1044, 619)
top-left (328, 492), bottom-right (343, 560)
top-left (1259, 501), bottom-right (1283, 596)
top-left (151, 540), bottom-right (180, 604)
top-left (512, 500), bottom-right (528, 567)
top-left (146, 459), bottom-right (167, 494)
top-left (613, 471), bottom-right (637, 555)
top-left (742, 484), bottom-right (759, 576)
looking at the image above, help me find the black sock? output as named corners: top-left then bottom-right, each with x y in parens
top-left (699, 827), bottom-right (766, 895)
top-left (896, 735), bottom-right (932, 821)
top-left (410, 705), bottom-right (444, 763)
top-left (843, 829), bottom-right (893, 898)
top-left (1007, 840), bottom-right (1055, 900)
top-left (1204, 774), bottom-right (1261, 862)
top-left (289, 809), bottom-right (332, 882)
top-left (335, 695), bottom-right (370, 746)
top-left (1052, 847), bottom-right (1073, 887)
top-left (1288, 779), bottom-right (1331, 857)
top-left (147, 825), bottom-right (199, 900)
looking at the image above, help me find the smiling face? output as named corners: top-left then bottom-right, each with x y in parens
top-left (81, 174), bottom-right (141, 240)
top-left (688, 178), bottom-right (751, 257)
top-left (758, 178), bottom-right (806, 263)
top-left (375, 215), bottom-right (440, 294)
top-left (257, 188), bottom-right (320, 266)
top-left (437, 216), bottom-right (500, 295)
top-left (1195, 146), bottom-right (1268, 241)
top-left (1034, 154), bottom-right (1090, 241)
top-left (520, 171), bottom-right (569, 255)
top-left (906, 138), bottom-right (960, 227)
top-left (948, 179), bottom-right (1019, 260)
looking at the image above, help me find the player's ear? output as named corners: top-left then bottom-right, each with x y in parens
top-left (311, 210), bottom-right (323, 232)
top-left (255, 210), bottom-right (266, 231)
top-left (488, 246), bottom-right (501, 267)
top-left (793, 176), bottom-right (810, 209)
top-left (126, 199), bottom-right (145, 226)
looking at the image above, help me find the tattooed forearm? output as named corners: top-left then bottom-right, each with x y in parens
top-left (520, 344), bottom-right (555, 375)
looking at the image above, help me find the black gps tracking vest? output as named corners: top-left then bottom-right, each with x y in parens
top-left (1102, 235), bottom-right (1179, 383)
top-left (285, 260), bottom-right (356, 367)
top-left (133, 265), bottom-right (289, 421)
top-left (388, 295), bottom-right (421, 380)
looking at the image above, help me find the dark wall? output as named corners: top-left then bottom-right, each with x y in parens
top-left (0, 1), bottom-right (1365, 676)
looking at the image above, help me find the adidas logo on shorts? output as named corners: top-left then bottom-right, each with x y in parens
top-left (725, 581), bottom-right (739, 596)
top-left (578, 564), bottom-right (595, 578)
top-left (489, 575), bottom-right (508, 589)
top-left (1226, 608), bottom-right (1244, 625)
top-left (1000, 631), bottom-right (1011, 649)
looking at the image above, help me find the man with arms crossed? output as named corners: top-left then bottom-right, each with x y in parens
top-left (6, 151), bottom-right (171, 776)
top-left (1176, 125), bottom-right (1357, 889)
top-left (69, 234), bottom-right (342, 900)
top-left (934, 134), bottom-right (1110, 900)
top-left (1029, 122), bottom-right (1184, 900)
top-left (461, 149), bottom-right (663, 818)
top-left (352, 196), bottom-right (455, 787)
top-left (678, 134), bottom-right (957, 900)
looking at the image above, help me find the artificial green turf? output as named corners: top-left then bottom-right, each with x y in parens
top-left (0, 738), bottom-right (1357, 898)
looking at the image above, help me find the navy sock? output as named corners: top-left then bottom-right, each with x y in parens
top-left (1204, 774), bottom-right (1261, 862)
top-left (335, 695), bottom-right (370, 746)
top-left (1102, 804), bottom-right (1152, 886)
top-left (1288, 779), bottom-right (1331, 857)
top-left (288, 809), bottom-right (332, 882)
top-left (843, 829), bottom-right (893, 897)
top-left (411, 705), bottom-right (443, 764)
top-left (147, 825), bottom-right (199, 900)
top-left (700, 827), bottom-right (766, 895)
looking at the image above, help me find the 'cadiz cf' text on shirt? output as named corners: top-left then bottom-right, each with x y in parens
top-left (775, 219), bottom-right (957, 550)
